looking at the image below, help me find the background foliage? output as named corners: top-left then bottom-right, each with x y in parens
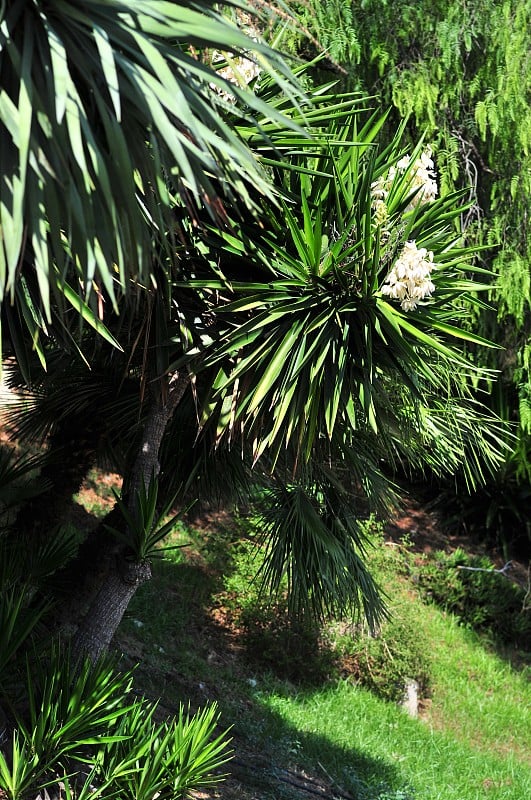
top-left (270, 0), bottom-right (531, 548)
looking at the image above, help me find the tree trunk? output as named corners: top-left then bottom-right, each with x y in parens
top-left (70, 372), bottom-right (189, 661)
top-left (52, 507), bottom-right (123, 631)
top-left (123, 371), bottom-right (189, 503)
top-left (71, 557), bottom-right (152, 663)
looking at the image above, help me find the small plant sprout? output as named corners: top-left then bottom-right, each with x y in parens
top-left (105, 476), bottom-right (187, 562)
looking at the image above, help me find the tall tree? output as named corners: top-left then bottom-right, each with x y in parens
top-left (1, 0), bottom-right (509, 663)
top-left (0, 0), bottom-right (308, 660)
top-left (8, 96), bottom-right (509, 659)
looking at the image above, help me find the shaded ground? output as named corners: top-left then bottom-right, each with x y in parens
top-left (107, 490), bottom-right (530, 799)
top-left (384, 494), bottom-right (530, 596)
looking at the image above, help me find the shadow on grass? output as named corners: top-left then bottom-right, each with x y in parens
top-left (115, 554), bottom-right (416, 800)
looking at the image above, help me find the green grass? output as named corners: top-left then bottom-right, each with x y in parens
top-left (261, 681), bottom-right (529, 799)
top-left (244, 588), bottom-right (530, 798)
top-left (108, 512), bottom-right (531, 800)
top-left (419, 610), bottom-right (530, 760)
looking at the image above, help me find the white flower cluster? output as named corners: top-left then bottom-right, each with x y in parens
top-left (371, 194), bottom-right (390, 227)
top-left (398, 146), bottom-right (438, 207)
top-left (214, 54), bottom-right (261, 89)
top-left (381, 241), bottom-right (436, 311)
top-left (371, 146), bottom-right (438, 224)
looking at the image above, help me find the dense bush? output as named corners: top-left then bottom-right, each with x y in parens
top-left (412, 548), bottom-right (530, 648)
top-left (0, 640), bottom-right (232, 800)
top-left (220, 528), bottom-right (433, 699)
top-left (434, 467), bottom-right (531, 557)
top-left (235, 598), bottom-right (433, 703)
top-left (332, 614), bottom-right (433, 704)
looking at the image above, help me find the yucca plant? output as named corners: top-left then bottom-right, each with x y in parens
top-left (3, 43), bottom-right (510, 650)
top-left (0, 645), bottom-right (231, 800)
top-left (0, 589), bottom-right (49, 680)
top-left (0, 499), bottom-right (78, 681)
top-left (254, 476), bottom-right (388, 627)
top-left (172, 106), bottom-right (510, 625)
top-left (17, 91), bottom-right (510, 638)
top-left (15, 648), bottom-right (134, 767)
top-left (97, 699), bottom-right (231, 800)
top-left (105, 475), bottom-right (185, 562)
top-left (0, 730), bottom-right (42, 800)
top-left (195, 125), bottom-right (502, 470)
top-left (0, 446), bottom-right (231, 799)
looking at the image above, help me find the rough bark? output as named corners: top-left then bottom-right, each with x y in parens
top-left (53, 507), bottom-right (123, 630)
top-left (71, 558), bottom-right (152, 663)
top-left (123, 371), bottom-right (189, 505)
top-left (70, 372), bottom-right (189, 661)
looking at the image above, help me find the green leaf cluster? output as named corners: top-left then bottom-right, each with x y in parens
top-left (413, 548), bottom-right (531, 648)
top-left (189, 107), bottom-right (508, 483)
top-left (105, 476), bottom-right (184, 563)
top-left (270, 0), bottom-right (530, 540)
top-left (0, 0), bottom-right (302, 359)
top-left (0, 647), bottom-right (231, 800)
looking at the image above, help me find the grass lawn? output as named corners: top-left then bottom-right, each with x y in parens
top-left (261, 669), bottom-right (529, 799)
top-left (76, 476), bottom-right (530, 800)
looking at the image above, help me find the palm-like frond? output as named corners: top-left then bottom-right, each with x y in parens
top-left (255, 477), bottom-right (387, 629)
top-left (0, 446), bottom-right (48, 515)
top-left (0, 526), bottom-right (77, 678)
top-left (0, 0), bottom-right (302, 328)
top-left (188, 118), bottom-right (506, 477)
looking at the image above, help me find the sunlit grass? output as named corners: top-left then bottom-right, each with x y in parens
top-left (260, 680), bottom-right (529, 799)
top-left (417, 608), bottom-right (530, 761)
top-left (113, 512), bottom-right (531, 800)
top-left (74, 468), bottom-right (122, 517)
